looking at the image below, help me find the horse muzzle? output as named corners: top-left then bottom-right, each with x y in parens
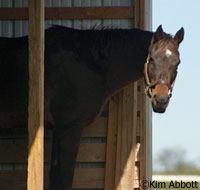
top-left (151, 94), bottom-right (169, 113)
top-left (150, 84), bottom-right (170, 113)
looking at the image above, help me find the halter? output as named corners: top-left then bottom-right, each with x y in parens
top-left (144, 54), bottom-right (176, 99)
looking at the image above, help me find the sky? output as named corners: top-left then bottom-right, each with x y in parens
top-left (152, 0), bottom-right (200, 169)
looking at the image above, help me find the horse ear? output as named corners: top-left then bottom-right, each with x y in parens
top-left (156, 25), bottom-right (163, 33)
top-left (153, 25), bottom-right (164, 43)
top-left (174, 27), bottom-right (184, 45)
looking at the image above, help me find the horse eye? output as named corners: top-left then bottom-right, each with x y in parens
top-left (149, 57), bottom-right (154, 63)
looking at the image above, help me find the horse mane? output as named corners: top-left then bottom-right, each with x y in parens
top-left (48, 24), bottom-right (151, 46)
top-left (46, 25), bottom-right (152, 74)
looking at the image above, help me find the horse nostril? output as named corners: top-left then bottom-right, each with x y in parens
top-left (155, 95), bottom-right (168, 105)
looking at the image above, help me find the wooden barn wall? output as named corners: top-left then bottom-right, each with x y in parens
top-left (0, 0), bottom-right (134, 37)
top-left (0, 0), bottom-right (152, 189)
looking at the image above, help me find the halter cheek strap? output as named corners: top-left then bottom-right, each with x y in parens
top-left (144, 55), bottom-right (154, 98)
top-left (144, 54), bottom-right (176, 99)
top-left (144, 55), bottom-right (151, 86)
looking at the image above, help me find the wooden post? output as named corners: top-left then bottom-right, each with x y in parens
top-left (135, 0), bottom-right (152, 187)
top-left (105, 1), bottom-right (152, 189)
top-left (105, 84), bottom-right (138, 190)
top-left (27, 0), bottom-right (44, 190)
top-left (115, 84), bottom-right (137, 190)
top-left (104, 96), bottom-right (119, 190)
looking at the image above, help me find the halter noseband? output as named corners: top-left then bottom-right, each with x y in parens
top-left (144, 54), bottom-right (176, 99)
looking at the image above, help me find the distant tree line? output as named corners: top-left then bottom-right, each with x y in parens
top-left (153, 147), bottom-right (200, 175)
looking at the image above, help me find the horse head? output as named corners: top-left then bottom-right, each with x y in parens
top-left (144, 25), bottom-right (184, 113)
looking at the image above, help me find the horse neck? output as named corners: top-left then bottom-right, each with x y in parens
top-left (103, 29), bottom-right (153, 96)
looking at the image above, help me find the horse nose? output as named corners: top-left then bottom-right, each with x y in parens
top-left (154, 95), bottom-right (169, 105)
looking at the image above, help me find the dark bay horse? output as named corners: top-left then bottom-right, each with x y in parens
top-left (0, 25), bottom-right (184, 189)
